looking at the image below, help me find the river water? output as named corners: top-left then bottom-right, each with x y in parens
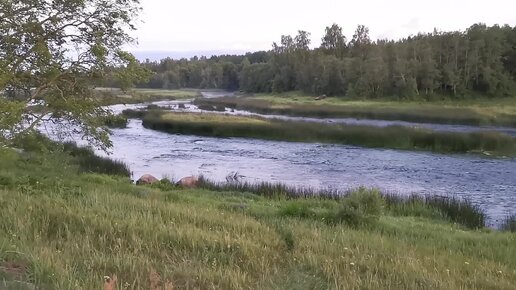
top-left (100, 94), bottom-right (516, 224)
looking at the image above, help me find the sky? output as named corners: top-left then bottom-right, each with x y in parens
top-left (129, 0), bottom-right (516, 59)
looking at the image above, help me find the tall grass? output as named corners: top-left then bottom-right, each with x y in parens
top-left (383, 194), bottom-right (486, 229)
top-left (62, 142), bottom-right (130, 177)
top-left (500, 215), bottom-right (516, 232)
top-left (194, 97), bottom-right (516, 127)
top-left (1, 146), bottom-right (515, 289)
top-left (141, 112), bottom-right (516, 156)
top-left (198, 176), bottom-right (340, 199)
top-left (198, 177), bottom-right (486, 229)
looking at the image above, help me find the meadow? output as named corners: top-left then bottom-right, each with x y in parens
top-left (138, 111), bottom-right (516, 157)
top-left (194, 94), bottom-right (516, 127)
top-left (1, 137), bottom-right (515, 289)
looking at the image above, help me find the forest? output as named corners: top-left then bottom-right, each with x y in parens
top-left (112, 23), bottom-right (516, 100)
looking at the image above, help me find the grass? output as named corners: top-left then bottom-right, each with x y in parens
top-left (1, 141), bottom-right (516, 289)
top-left (500, 215), bottom-right (516, 232)
top-left (95, 88), bottom-right (201, 105)
top-left (140, 111), bottom-right (516, 157)
top-left (61, 142), bottom-right (131, 177)
top-left (194, 94), bottom-right (516, 127)
top-left (197, 177), bottom-right (486, 229)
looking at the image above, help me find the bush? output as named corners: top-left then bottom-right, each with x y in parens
top-left (331, 189), bottom-right (385, 227)
top-left (102, 114), bottom-right (128, 128)
top-left (11, 133), bottom-right (54, 153)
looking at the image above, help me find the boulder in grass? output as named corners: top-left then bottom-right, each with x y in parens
top-left (136, 174), bottom-right (159, 185)
top-left (314, 94), bottom-right (327, 101)
top-left (176, 176), bottom-right (199, 188)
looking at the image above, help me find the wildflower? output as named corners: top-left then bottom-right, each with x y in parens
top-left (464, 262), bottom-right (470, 265)
top-left (350, 262), bottom-right (355, 266)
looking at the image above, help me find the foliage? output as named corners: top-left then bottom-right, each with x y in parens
top-left (128, 24), bottom-right (516, 101)
top-left (101, 114), bottom-right (128, 129)
top-left (0, 0), bottom-right (148, 150)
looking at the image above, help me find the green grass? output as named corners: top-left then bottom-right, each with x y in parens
top-left (194, 94), bottom-right (516, 127)
top-left (140, 111), bottom-right (516, 157)
top-left (0, 143), bottom-right (516, 289)
top-left (197, 178), bottom-right (486, 230)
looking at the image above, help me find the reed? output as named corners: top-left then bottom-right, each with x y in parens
top-left (141, 112), bottom-right (516, 156)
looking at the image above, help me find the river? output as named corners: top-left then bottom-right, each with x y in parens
top-left (99, 94), bottom-right (516, 224)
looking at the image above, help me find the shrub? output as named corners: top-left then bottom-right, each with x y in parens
top-left (0, 175), bottom-right (15, 187)
top-left (11, 132), bottom-right (54, 153)
top-left (102, 114), bottom-right (128, 128)
top-left (331, 189), bottom-right (385, 227)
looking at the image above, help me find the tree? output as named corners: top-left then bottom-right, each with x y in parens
top-left (350, 25), bottom-right (372, 59)
top-left (294, 30), bottom-right (311, 51)
top-left (0, 0), bottom-right (148, 150)
top-left (320, 23), bottom-right (347, 58)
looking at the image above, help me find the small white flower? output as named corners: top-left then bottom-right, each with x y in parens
top-left (350, 262), bottom-right (355, 266)
top-left (464, 262), bottom-right (470, 265)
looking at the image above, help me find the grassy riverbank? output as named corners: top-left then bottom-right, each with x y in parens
top-left (1, 139), bottom-right (516, 289)
top-left (140, 111), bottom-right (516, 157)
top-left (194, 94), bottom-right (516, 127)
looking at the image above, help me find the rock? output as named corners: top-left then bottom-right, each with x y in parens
top-left (136, 174), bottom-right (159, 185)
top-left (176, 176), bottom-right (199, 188)
top-left (314, 94), bottom-right (327, 100)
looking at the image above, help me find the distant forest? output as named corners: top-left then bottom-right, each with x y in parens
top-left (111, 23), bottom-right (516, 100)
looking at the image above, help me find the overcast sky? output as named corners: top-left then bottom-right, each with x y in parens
top-left (130, 0), bottom-right (516, 58)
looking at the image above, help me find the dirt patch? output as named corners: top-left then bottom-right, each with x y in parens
top-left (0, 261), bottom-right (28, 280)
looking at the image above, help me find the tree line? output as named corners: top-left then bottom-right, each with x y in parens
top-left (117, 23), bottom-right (516, 100)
